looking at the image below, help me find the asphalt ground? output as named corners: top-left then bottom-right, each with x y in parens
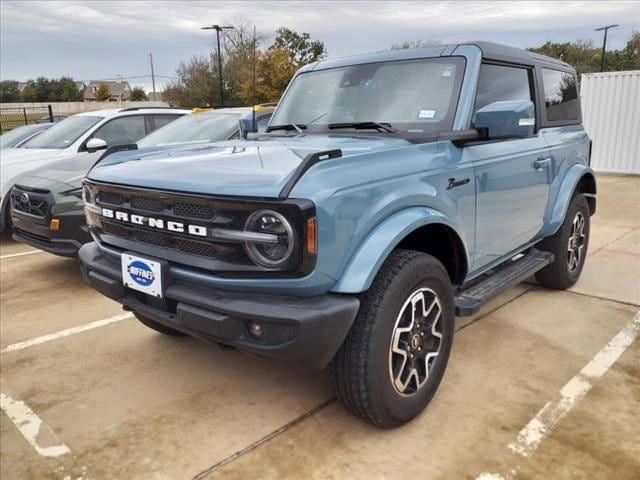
top-left (1, 174), bottom-right (638, 480)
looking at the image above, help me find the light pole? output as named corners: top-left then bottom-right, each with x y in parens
top-left (594, 24), bottom-right (619, 72)
top-left (201, 24), bottom-right (234, 106)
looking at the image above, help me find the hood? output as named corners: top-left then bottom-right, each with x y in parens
top-left (0, 148), bottom-right (71, 197)
top-left (16, 152), bottom-right (103, 190)
top-left (88, 135), bottom-right (410, 197)
top-left (0, 147), bottom-right (66, 166)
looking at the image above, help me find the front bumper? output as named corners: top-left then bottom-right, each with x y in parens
top-left (10, 207), bottom-right (91, 257)
top-left (78, 242), bottom-right (359, 369)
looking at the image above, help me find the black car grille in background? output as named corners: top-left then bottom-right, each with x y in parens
top-left (10, 187), bottom-right (51, 218)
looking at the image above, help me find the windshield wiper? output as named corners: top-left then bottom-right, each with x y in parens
top-left (266, 123), bottom-right (307, 134)
top-left (328, 122), bottom-right (397, 133)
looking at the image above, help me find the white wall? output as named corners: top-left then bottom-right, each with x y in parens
top-left (580, 71), bottom-right (640, 174)
top-left (0, 101), bottom-right (169, 114)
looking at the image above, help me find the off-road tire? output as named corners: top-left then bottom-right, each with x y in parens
top-left (330, 249), bottom-right (455, 428)
top-left (134, 312), bottom-right (186, 336)
top-left (535, 193), bottom-right (590, 290)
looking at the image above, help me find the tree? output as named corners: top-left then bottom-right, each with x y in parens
top-left (239, 47), bottom-right (297, 104)
top-left (0, 80), bottom-right (20, 102)
top-left (529, 40), bottom-right (598, 77)
top-left (272, 27), bottom-right (326, 68)
top-left (390, 39), bottom-right (442, 50)
top-left (129, 86), bottom-right (148, 101)
top-left (174, 55), bottom-right (218, 107)
top-left (95, 83), bottom-right (112, 101)
top-left (161, 82), bottom-right (183, 107)
top-left (20, 81), bottom-right (37, 102)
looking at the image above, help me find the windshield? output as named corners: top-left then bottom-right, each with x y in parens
top-left (0, 125), bottom-right (44, 149)
top-left (271, 57), bottom-right (465, 140)
top-left (24, 115), bottom-right (103, 149)
top-left (137, 111), bottom-right (243, 148)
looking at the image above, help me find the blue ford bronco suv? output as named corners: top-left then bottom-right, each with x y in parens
top-left (79, 42), bottom-right (595, 428)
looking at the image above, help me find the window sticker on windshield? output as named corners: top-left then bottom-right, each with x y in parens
top-left (418, 109), bottom-right (436, 119)
top-left (442, 67), bottom-right (453, 77)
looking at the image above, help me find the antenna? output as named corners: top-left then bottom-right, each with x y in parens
top-left (252, 24), bottom-right (257, 128)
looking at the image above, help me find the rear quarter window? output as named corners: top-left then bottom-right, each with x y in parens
top-left (541, 69), bottom-right (580, 123)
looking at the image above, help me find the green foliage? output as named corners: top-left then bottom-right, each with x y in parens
top-left (129, 86), bottom-right (148, 101)
top-left (272, 27), bottom-right (326, 68)
top-left (528, 31), bottom-right (640, 76)
top-left (20, 81), bottom-right (37, 102)
top-left (0, 80), bottom-right (20, 102)
top-left (95, 83), bottom-right (112, 101)
top-left (170, 24), bottom-right (325, 107)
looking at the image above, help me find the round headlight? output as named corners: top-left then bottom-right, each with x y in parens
top-left (244, 210), bottom-right (295, 268)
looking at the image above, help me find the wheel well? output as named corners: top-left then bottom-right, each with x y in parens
top-left (396, 223), bottom-right (468, 285)
top-left (576, 173), bottom-right (596, 215)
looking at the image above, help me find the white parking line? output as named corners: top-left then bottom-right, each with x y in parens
top-left (1, 312), bottom-right (133, 354)
top-left (0, 392), bottom-right (71, 458)
top-left (0, 249), bottom-right (43, 260)
top-left (476, 310), bottom-right (640, 480)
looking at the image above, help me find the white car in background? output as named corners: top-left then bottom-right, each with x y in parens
top-left (0, 107), bottom-right (189, 230)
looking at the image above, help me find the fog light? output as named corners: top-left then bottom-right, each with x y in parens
top-left (249, 321), bottom-right (264, 338)
top-left (49, 218), bottom-right (60, 231)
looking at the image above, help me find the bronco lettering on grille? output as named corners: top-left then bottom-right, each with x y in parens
top-left (101, 208), bottom-right (207, 237)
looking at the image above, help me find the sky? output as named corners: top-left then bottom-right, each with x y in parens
top-left (1, 0), bottom-right (638, 93)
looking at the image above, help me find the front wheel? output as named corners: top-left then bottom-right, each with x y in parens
top-left (535, 193), bottom-right (590, 290)
top-left (330, 250), bottom-right (455, 428)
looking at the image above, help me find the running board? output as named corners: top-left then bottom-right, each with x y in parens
top-left (455, 249), bottom-right (554, 316)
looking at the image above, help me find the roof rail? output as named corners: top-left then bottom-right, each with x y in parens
top-left (119, 106), bottom-right (181, 112)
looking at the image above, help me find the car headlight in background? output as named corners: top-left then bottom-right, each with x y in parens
top-left (82, 184), bottom-right (101, 228)
top-left (244, 209), bottom-right (295, 268)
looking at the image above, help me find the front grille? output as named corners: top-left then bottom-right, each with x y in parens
top-left (173, 202), bottom-right (214, 220)
top-left (99, 191), bottom-right (123, 205)
top-left (10, 188), bottom-right (50, 218)
top-left (102, 221), bottom-right (215, 257)
top-left (131, 196), bottom-right (163, 212)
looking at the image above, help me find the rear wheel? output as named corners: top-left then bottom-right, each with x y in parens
top-left (535, 193), bottom-right (590, 289)
top-left (134, 312), bottom-right (185, 336)
top-left (330, 250), bottom-right (455, 428)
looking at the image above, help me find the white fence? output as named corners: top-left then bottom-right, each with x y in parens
top-left (580, 70), bottom-right (640, 174)
top-left (0, 101), bottom-right (169, 114)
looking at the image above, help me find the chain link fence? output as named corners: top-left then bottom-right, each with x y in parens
top-left (0, 105), bottom-right (54, 134)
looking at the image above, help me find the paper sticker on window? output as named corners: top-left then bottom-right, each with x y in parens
top-left (442, 68), bottom-right (453, 77)
top-left (418, 109), bottom-right (436, 119)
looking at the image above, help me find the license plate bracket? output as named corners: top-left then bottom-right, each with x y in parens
top-left (121, 252), bottom-right (166, 298)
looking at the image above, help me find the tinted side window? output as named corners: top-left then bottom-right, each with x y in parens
top-left (92, 115), bottom-right (146, 146)
top-left (474, 64), bottom-right (532, 120)
top-left (151, 114), bottom-right (182, 131)
top-left (542, 69), bottom-right (579, 123)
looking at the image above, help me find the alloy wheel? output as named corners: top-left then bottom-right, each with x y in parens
top-left (389, 288), bottom-right (443, 396)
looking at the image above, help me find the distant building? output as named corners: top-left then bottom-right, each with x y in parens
top-left (83, 79), bottom-right (131, 101)
top-left (16, 82), bottom-right (27, 92)
top-left (75, 81), bottom-right (86, 91)
top-left (146, 91), bottom-right (163, 101)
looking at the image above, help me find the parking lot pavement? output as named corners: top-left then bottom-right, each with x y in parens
top-left (1, 174), bottom-right (638, 480)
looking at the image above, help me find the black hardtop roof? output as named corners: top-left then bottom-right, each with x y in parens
top-left (459, 41), bottom-right (574, 71)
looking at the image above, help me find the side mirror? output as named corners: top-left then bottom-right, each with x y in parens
top-left (239, 118), bottom-right (257, 139)
top-left (86, 138), bottom-right (108, 153)
top-left (474, 100), bottom-right (535, 140)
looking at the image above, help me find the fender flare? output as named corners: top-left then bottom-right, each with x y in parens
top-left (331, 207), bottom-right (469, 294)
top-left (542, 163), bottom-right (596, 237)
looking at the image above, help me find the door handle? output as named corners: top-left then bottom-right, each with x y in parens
top-left (533, 157), bottom-right (551, 170)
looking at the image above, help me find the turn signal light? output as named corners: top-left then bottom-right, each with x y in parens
top-left (306, 217), bottom-right (317, 254)
top-left (49, 218), bottom-right (60, 231)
